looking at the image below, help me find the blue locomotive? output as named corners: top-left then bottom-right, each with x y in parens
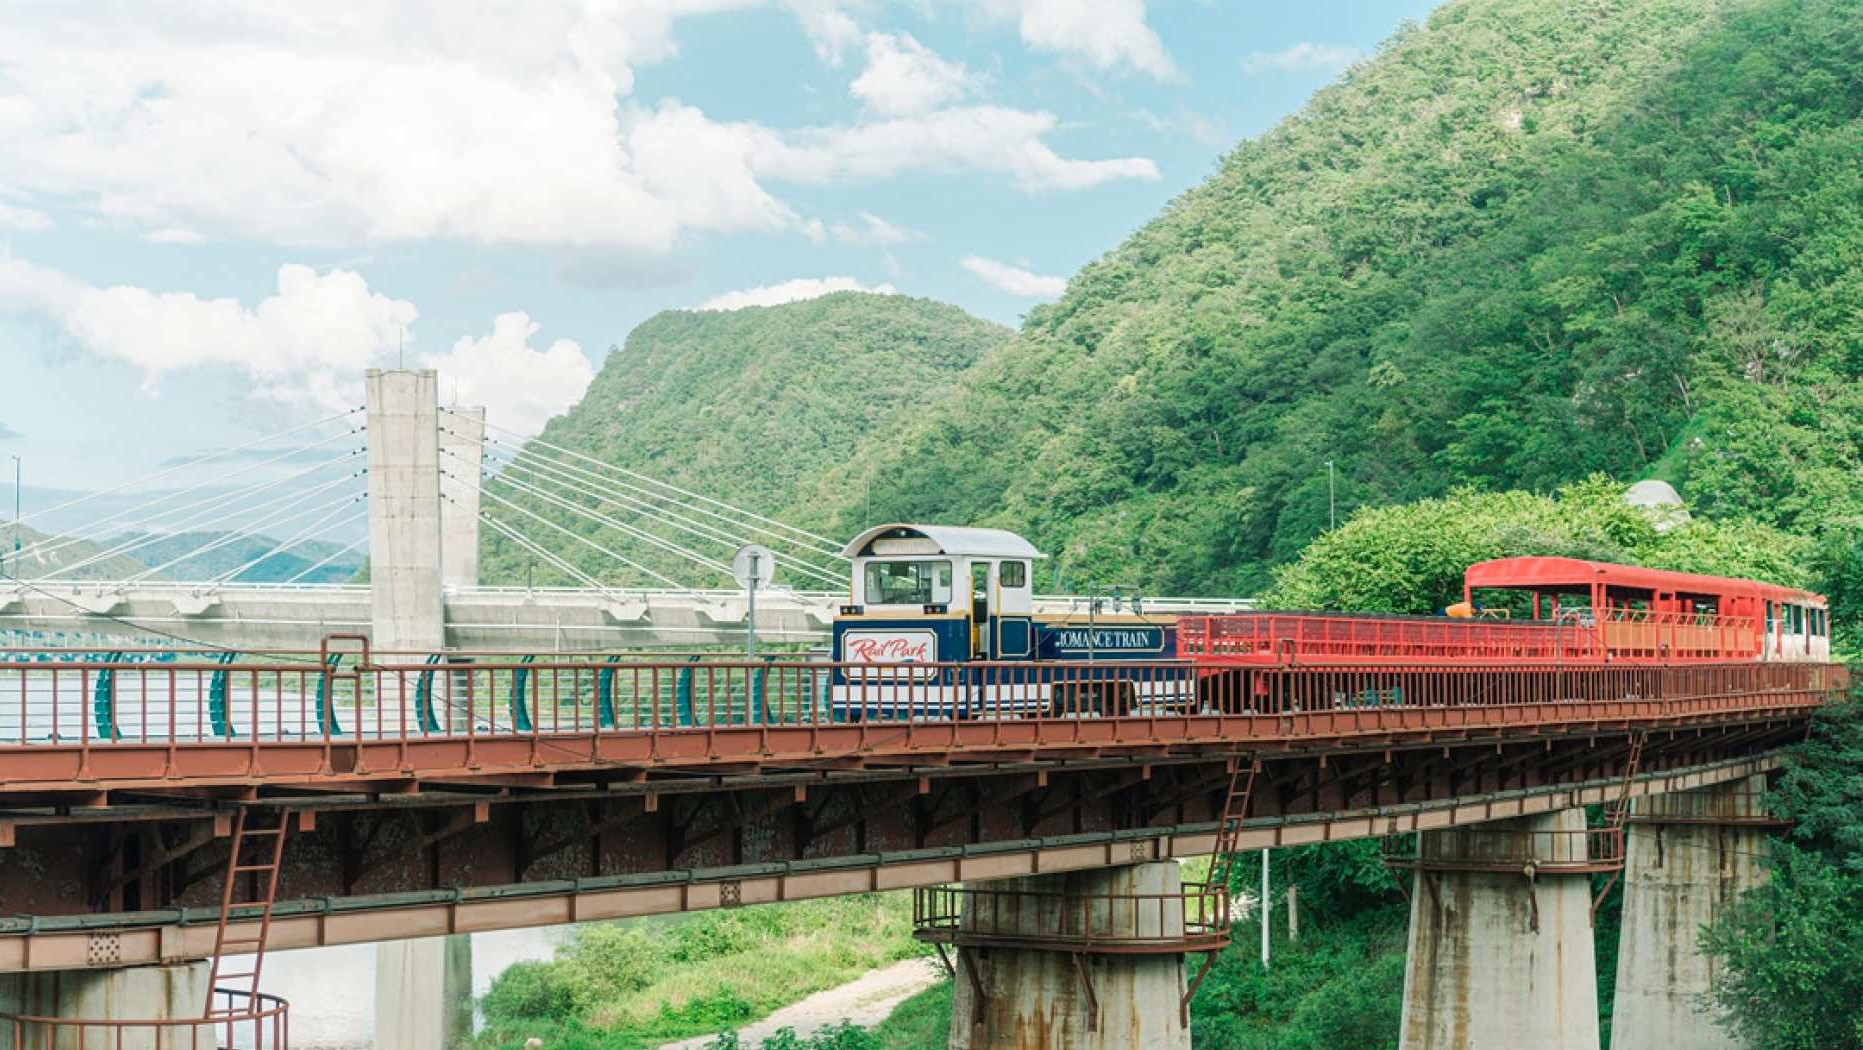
top-left (828, 524), bottom-right (1189, 719)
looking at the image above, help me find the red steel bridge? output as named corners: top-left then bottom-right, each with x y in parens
top-left (0, 641), bottom-right (1838, 980)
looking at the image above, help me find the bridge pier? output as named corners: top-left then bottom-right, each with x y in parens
top-left (365, 369), bottom-right (475, 1050)
top-left (0, 962), bottom-right (209, 1050)
top-left (365, 368), bottom-right (446, 655)
top-left (376, 937), bottom-right (473, 1050)
top-left (945, 861), bottom-right (1192, 1050)
top-left (1397, 808), bottom-right (1602, 1050)
top-left (1609, 775), bottom-right (1770, 1050)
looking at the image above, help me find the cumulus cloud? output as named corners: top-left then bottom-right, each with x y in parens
top-left (973, 0), bottom-right (1176, 79)
top-left (1241, 43), bottom-right (1362, 74)
top-left (697, 277), bottom-right (897, 311)
top-left (0, 3), bottom-right (1153, 252)
top-left (759, 107), bottom-right (1159, 191)
top-left (421, 313), bottom-right (595, 436)
top-left (851, 33), bottom-right (976, 116)
top-left (830, 212), bottom-right (917, 244)
top-left (961, 256), bottom-right (1066, 297)
top-left (0, 256), bottom-right (589, 434)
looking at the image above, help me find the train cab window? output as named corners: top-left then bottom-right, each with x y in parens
top-left (1001, 561), bottom-right (1027, 588)
top-left (971, 562), bottom-right (991, 622)
top-left (864, 560), bottom-right (953, 606)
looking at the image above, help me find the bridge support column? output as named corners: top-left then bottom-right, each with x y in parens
top-left (1398, 808), bottom-right (1601, 1050)
top-left (367, 371), bottom-right (473, 1049)
top-left (0, 962), bottom-right (209, 1050)
top-left (437, 405), bottom-right (484, 593)
top-left (365, 368), bottom-right (445, 655)
top-left (947, 862), bottom-right (1191, 1050)
top-left (375, 936), bottom-right (473, 1050)
top-left (1609, 775), bottom-right (1770, 1050)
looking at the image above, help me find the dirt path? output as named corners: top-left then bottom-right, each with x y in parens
top-left (656, 956), bottom-right (944, 1049)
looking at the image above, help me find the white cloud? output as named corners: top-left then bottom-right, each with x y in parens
top-left (0, 3), bottom-right (1149, 253)
top-left (1241, 42), bottom-right (1362, 75)
top-left (421, 313), bottom-right (595, 436)
top-left (785, 0), bottom-right (865, 65)
top-left (0, 255), bottom-right (588, 433)
top-left (830, 211), bottom-right (916, 244)
top-left (0, 202), bottom-right (52, 232)
top-left (0, 258), bottom-right (414, 410)
top-left (851, 32), bottom-right (975, 116)
top-left (697, 276), bottom-right (897, 311)
top-left (758, 106), bottom-right (1159, 191)
top-left (961, 256), bottom-right (1066, 297)
top-left (974, 0), bottom-right (1176, 79)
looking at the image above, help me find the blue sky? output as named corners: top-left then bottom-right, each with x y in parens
top-left (0, 0), bottom-right (1440, 499)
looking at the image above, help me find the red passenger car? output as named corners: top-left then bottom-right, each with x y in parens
top-left (1178, 557), bottom-right (1830, 666)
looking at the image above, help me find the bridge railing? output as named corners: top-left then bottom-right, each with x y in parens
top-left (912, 882), bottom-right (1230, 954)
top-left (0, 654), bottom-right (1842, 747)
top-left (0, 989), bottom-right (286, 1050)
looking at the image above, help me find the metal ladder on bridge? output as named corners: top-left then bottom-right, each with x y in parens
top-left (204, 807), bottom-right (292, 1016)
top-left (1182, 757), bottom-right (1259, 1020)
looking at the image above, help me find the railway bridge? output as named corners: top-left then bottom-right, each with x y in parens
top-left (0, 370), bottom-right (1845, 1050)
top-left (0, 647), bottom-right (1837, 1050)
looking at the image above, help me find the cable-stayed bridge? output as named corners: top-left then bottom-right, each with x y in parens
top-left (0, 372), bottom-right (1246, 651)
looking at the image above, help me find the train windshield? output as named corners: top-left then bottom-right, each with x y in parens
top-left (864, 559), bottom-right (954, 605)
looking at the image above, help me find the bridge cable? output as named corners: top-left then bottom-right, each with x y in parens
top-left (15, 433), bottom-right (365, 565)
top-left (282, 528), bottom-right (370, 585)
top-left (207, 499), bottom-right (369, 585)
top-left (44, 462), bottom-right (365, 580)
top-left (443, 469), bottom-right (705, 595)
top-left (472, 432), bottom-right (846, 564)
top-left (473, 417), bottom-right (844, 556)
top-left (472, 445), bottom-right (845, 587)
top-left (451, 459), bottom-right (737, 582)
top-left (11, 407), bottom-right (362, 532)
top-left (118, 479), bottom-right (368, 584)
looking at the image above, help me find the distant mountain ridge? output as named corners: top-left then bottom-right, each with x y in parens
top-left (0, 526), bottom-right (363, 584)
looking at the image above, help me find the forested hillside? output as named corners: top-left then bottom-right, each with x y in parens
top-left (493, 0), bottom-right (1863, 599)
top-left (480, 293), bottom-right (1009, 587)
top-left (839, 0), bottom-right (1863, 594)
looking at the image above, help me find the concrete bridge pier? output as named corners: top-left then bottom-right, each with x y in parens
top-left (947, 861), bottom-right (1192, 1050)
top-left (1398, 808), bottom-right (1601, 1050)
top-left (365, 368), bottom-right (475, 1050)
top-left (1610, 775), bottom-right (1771, 1050)
top-left (376, 937), bottom-right (473, 1050)
top-left (0, 963), bottom-right (210, 1050)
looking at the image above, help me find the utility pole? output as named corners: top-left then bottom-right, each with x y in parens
top-left (1260, 848), bottom-right (1271, 968)
top-left (745, 549), bottom-right (760, 659)
top-left (1325, 460), bottom-right (1336, 531)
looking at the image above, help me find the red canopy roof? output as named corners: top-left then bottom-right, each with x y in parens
top-left (1464, 556), bottom-right (1823, 605)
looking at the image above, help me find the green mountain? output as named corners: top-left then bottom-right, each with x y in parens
top-left (0, 525), bottom-right (152, 581)
top-left (118, 532), bottom-right (364, 584)
top-left (839, 0), bottom-right (1863, 594)
top-left (480, 293), bottom-right (1011, 588)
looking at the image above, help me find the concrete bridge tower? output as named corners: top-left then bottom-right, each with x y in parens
top-left (364, 369), bottom-right (478, 1050)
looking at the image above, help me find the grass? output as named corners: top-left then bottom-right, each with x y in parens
top-left (871, 981), bottom-right (951, 1050)
top-left (475, 894), bottom-right (929, 1050)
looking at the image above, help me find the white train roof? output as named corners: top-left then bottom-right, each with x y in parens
top-left (841, 523), bottom-right (1048, 560)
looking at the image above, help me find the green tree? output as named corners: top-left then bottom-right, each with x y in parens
top-left (1704, 702), bottom-right (1863, 1049)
